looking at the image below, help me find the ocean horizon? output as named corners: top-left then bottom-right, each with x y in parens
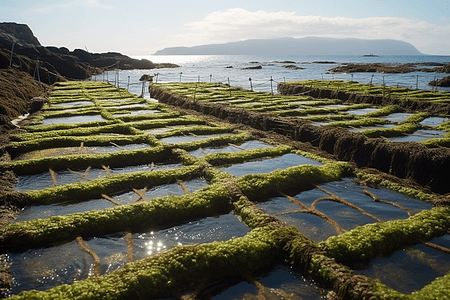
top-left (92, 54), bottom-right (450, 96)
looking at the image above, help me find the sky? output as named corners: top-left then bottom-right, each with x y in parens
top-left (1, 0), bottom-right (449, 56)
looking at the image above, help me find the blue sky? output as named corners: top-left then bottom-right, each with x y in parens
top-left (1, 0), bottom-right (449, 55)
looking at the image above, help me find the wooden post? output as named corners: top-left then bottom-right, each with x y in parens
top-left (127, 76), bottom-right (130, 91)
top-left (179, 72), bottom-right (182, 82)
top-left (249, 78), bottom-right (253, 91)
top-left (228, 77), bottom-right (231, 97)
top-left (9, 42), bottom-right (15, 67)
top-left (270, 76), bottom-right (273, 95)
top-left (210, 74), bottom-right (212, 83)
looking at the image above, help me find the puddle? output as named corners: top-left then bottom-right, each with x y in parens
top-left (346, 108), bottom-right (379, 115)
top-left (15, 143), bottom-right (151, 161)
top-left (420, 116), bottom-right (450, 127)
top-left (388, 129), bottom-right (447, 142)
top-left (211, 264), bottom-right (327, 299)
top-left (14, 178), bottom-right (209, 222)
top-left (354, 243), bottom-right (450, 294)
top-left (15, 163), bottom-right (182, 192)
top-left (7, 213), bottom-right (249, 295)
top-left (159, 133), bottom-right (230, 144)
top-left (42, 115), bottom-right (106, 125)
top-left (220, 153), bottom-right (323, 177)
top-left (380, 113), bottom-right (413, 122)
top-left (113, 110), bottom-right (160, 117)
top-left (52, 101), bottom-right (94, 107)
top-left (189, 140), bottom-right (273, 157)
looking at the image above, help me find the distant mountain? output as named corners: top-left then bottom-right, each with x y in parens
top-left (154, 37), bottom-right (423, 56)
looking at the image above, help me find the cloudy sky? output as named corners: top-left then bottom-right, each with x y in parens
top-left (1, 0), bottom-right (449, 55)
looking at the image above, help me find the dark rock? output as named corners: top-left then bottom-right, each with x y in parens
top-left (0, 22), bottom-right (40, 47)
top-left (243, 65), bottom-right (262, 70)
top-left (29, 97), bottom-right (50, 113)
top-left (139, 74), bottom-right (154, 82)
top-left (429, 76), bottom-right (450, 87)
top-left (282, 64), bottom-right (304, 70)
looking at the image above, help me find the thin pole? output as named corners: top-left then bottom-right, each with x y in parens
top-left (249, 78), bottom-right (253, 91)
top-left (127, 76), bottom-right (130, 91)
top-left (209, 74), bottom-right (212, 83)
top-left (179, 72), bottom-right (182, 82)
top-left (9, 42), bottom-right (15, 67)
top-left (227, 78), bottom-right (231, 97)
top-left (270, 76), bottom-right (273, 95)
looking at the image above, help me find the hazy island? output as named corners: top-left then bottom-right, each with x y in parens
top-left (154, 36), bottom-right (423, 56)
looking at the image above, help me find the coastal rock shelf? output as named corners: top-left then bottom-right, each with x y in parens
top-left (2, 81), bottom-right (450, 299)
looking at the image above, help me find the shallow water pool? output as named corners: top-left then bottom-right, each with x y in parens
top-left (42, 115), bottom-right (106, 125)
top-left (7, 213), bottom-right (249, 296)
top-left (220, 153), bottom-right (323, 177)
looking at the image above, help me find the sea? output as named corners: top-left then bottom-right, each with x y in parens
top-left (90, 55), bottom-right (450, 97)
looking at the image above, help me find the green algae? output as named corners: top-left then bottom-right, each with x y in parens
top-left (24, 164), bottom-right (201, 204)
top-left (238, 161), bottom-right (349, 200)
top-left (287, 80), bottom-right (450, 103)
top-left (355, 171), bottom-right (435, 202)
top-left (0, 182), bottom-right (232, 250)
top-left (322, 207), bottom-right (450, 265)
top-left (359, 123), bottom-right (421, 138)
top-left (6, 226), bottom-right (288, 300)
top-left (11, 144), bottom-right (169, 175)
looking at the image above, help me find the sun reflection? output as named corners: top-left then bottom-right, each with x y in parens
top-left (145, 240), bottom-right (167, 255)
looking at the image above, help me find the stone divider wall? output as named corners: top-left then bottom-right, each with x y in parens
top-left (150, 85), bottom-right (450, 194)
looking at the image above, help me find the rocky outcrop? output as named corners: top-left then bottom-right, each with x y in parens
top-left (429, 76), bottom-right (450, 87)
top-left (0, 22), bottom-right (40, 47)
top-left (0, 23), bottom-right (179, 84)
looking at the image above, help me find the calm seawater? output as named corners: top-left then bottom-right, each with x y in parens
top-left (91, 55), bottom-right (450, 96)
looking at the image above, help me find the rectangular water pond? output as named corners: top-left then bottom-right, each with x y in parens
top-left (210, 264), bottom-right (328, 300)
top-left (220, 153), bottom-right (323, 177)
top-left (354, 240), bottom-right (450, 294)
top-left (14, 162), bottom-right (182, 192)
top-left (387, 129), bottom-right (447, 142)
top-left (41, 115), bottom-right (106, 125)
top-left (7, 213), bottom-right (249, 296)
top-left (14, 178), bottom-right (209, 222)
top-left (113, 109), bottom-right (160, 117)
top-left (189, 140), bottom-right (273, 157)
top-left (15, 143), bottom-right (151, 161)
top-left (52, 101), bottom-right (94, 107)
top-left (159, 133), bottom-right (231, 144)
top-left (257, 178), bottom-right (432, 242)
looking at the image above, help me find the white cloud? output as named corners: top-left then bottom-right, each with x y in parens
top-left (160, 8), bottom-right (450, 55)
top-left (35, 0), bottom-right (112, 13)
